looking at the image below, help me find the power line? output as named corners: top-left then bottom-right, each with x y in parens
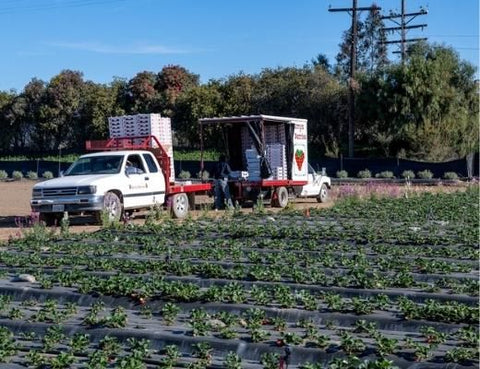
top-left (427, 35), bottom-right (479, 38)
top-left (0, 0), bottom-right (128, 15)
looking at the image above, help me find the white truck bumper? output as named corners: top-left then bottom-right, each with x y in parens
top-left (31, 194), bottom-right (104, 214)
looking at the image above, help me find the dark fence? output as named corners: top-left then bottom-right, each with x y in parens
top-left (174, 154), bottom-right (478, 179)
top-left (0, 153), bottom-right (477, 179)
top-left (0, 161), bottom-right (71, 178)
top-left (309, 153), bottom-right (479, 178)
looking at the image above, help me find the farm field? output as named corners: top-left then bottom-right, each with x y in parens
top-left (0, 181), bottom-right (333, 241)
top-left (0, 184), bottom-right (478, 368)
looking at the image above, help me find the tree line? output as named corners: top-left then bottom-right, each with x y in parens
top-left (0, 40), bottom-right (477, 161)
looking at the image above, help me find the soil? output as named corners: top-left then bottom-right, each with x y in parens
top-left (0, 180), bottom-right (333, 241)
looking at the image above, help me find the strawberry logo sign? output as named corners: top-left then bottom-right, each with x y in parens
top-left (294, 149), bottom-right (305, 171)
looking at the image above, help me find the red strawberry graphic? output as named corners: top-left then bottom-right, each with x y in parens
top-left (294, 149), bottom-right (305, 171)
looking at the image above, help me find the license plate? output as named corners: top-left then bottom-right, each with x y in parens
top-left (52, 204), bottom-right (64, 212)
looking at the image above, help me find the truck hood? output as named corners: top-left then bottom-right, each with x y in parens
top-left (33, 174), bottom-right (118, 189)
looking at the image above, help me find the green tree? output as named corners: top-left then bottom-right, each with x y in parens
top-left (311, 53), bottom-right (332, 73)
top-left (253, 66), bottom-right (310, 116)
top-left (34, 70), bottom-right (84, 150)
top-left (126, 71), bottom-right (159, 114)
top-left (157, 65), bottom-right (199, 115)
top-left (78, 81), bottom-right (122, 142)
top-left (0, 91), bottom-right (17, 152)
top-left (335, 19), bottom-right (365, 79)
top-left (304, 66), bottom-right (349, 157)
top-left (357, 42), bottom-right (479, 160)
top-left (335, 4), bottom-right (389, 78)
top-left (220, 73), bottom-right (256, 116)
top-left (359, 4), bottom-right (388, 73)
top-left (173, 82), bottom-right (224, 147)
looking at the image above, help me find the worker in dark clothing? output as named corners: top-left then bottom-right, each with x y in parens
top-left (214, 155), bottom-right (233, 210)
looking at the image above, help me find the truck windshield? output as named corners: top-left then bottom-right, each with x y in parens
top-left (65, 155), bottom-right (123, 176)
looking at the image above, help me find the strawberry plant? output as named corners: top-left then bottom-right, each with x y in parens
top-left (88, 349), bottom-right (110, 368)
top-left (0, 327), bottom-right (18, 362)
top-left (69, 333), bottom-right (90, 354)
top-left (351, 297), bottom-right (374, 315)
top-left (445, 347), bottom-right (477, 363)
top-left (159, 344), bottom-right (180, 368)
top-left (192, 342), bottom-right (212, 365)
top-left (260, 352), bottom-right (280, 369)
top-left (189, 308), bottom-right (210, 336)
top-left (282, 331), bottom-right (303, 345)
top-left (340, 332), bottom-right (366, 355)
top-left (324, 292), bottom-right (344, 312)
top-left (49, 351), bottom-right (76, 369)
top-left (353, 319), bottom-right (378, 336)
top-left (98, 335), bottom-right (121, 357)
top-left (42, 326), bottom-right (65, 352)
top-left (419, 326), bottom-right (447, 344)
top-left (105, 306), bottom-right (128, 328)
top-left (161, 302), bottom-right (180, 325)
top-left (250, 329), bottom-right (270, 343)
top-left (224, 351), bottom-right (242, 369)
top-left (25, 349), bottom-right (45, 368)
top-left (455, 326), bottom-right (479, 347)
top-left (375, 334), bottom-right (398, 357)
top-left (272, 316), bottom-right (287, 331)
top-left (8, 307), bottom-right (23, 320)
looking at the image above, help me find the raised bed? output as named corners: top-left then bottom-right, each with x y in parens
top-left (0, 188), bottom-right (477, 368)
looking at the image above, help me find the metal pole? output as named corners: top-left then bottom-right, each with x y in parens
top-left (199, 122), bottom-right (204, 180)
top-left (348, 0), bottom-right (358, 158)
top-left (401, 0), bottom-right (406, 63)
top-left (58, 148), bottom-right (61, 177)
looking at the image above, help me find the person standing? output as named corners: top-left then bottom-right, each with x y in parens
top-left (214, 155), bottom-right (233, 210)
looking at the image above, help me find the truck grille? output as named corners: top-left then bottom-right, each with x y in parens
top-left (42, 187), bottom-right (78, 197)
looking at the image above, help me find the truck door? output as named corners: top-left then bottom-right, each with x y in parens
top-left (300, 164), bottom-right (320, 197)
top-left (123, 154), bottom-right (151, 209)
top-left (142, 153), bottom-right (166, 205)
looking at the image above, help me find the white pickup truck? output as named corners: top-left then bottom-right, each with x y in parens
top-left (30, 150), bottom-right (205, 225)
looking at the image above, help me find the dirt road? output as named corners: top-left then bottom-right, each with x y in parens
top-left (0, 181), bottom-right (333, 241)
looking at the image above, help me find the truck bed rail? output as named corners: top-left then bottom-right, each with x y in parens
top-left (86, 135), bottom-right (172, 187)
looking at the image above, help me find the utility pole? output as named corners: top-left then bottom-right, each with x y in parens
top-left (381, 0), bottom-right (427, 63)
top-left (329, 1), bottom-right (381, 158)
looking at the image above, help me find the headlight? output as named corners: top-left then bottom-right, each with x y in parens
top-left (32, 188), bottom-right (42, 198)
top-left (77, 185), bottom-right (97, 195)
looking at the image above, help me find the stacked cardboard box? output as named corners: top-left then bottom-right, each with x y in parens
top-left (265, 124), bottom-right (286, 146)
top-left (266, 144), bottom-right (287, 180)
top-left (108, 113), bottom-right (175, 183)
top-left (245, 149), bottom-right (261, 181)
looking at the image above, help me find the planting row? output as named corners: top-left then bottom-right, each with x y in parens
top-left (1, 188), bottom-right (478, 368)
top-left (0, 291), bottom-right (476, 368)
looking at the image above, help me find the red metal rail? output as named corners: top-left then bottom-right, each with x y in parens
top-left (85, 135), bottom-right (172, 187)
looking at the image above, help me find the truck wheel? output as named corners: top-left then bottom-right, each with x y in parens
top-left (39, 213), bottom-right (61, 226)
top-left (317, 184), bottom-right (329, 203)
top-left (171, 193), bottom-right (189, 219)
top-left (97, 191), bottom-right (123, 223)
top-left (273, 187), bottom-right (289, 208)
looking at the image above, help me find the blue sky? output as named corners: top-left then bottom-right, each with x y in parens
top-left (1, 0), bottom-right (478, 91)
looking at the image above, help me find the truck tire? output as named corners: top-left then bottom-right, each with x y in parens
top-left (317, 184), bottom-right (329, 203)
top-left (39, 213), bottom-right (61, 227)
top-left (171, 193), bottom-right (189, 219)
top-left (273, 186), bottom-right (289, 208)
top-left (96, 191), bottom-right (123, 223)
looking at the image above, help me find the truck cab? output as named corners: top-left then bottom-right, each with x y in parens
top-left (299, 164), bottom-right (331, 202)
top-left (31, 150), bottom-right (165, 225)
